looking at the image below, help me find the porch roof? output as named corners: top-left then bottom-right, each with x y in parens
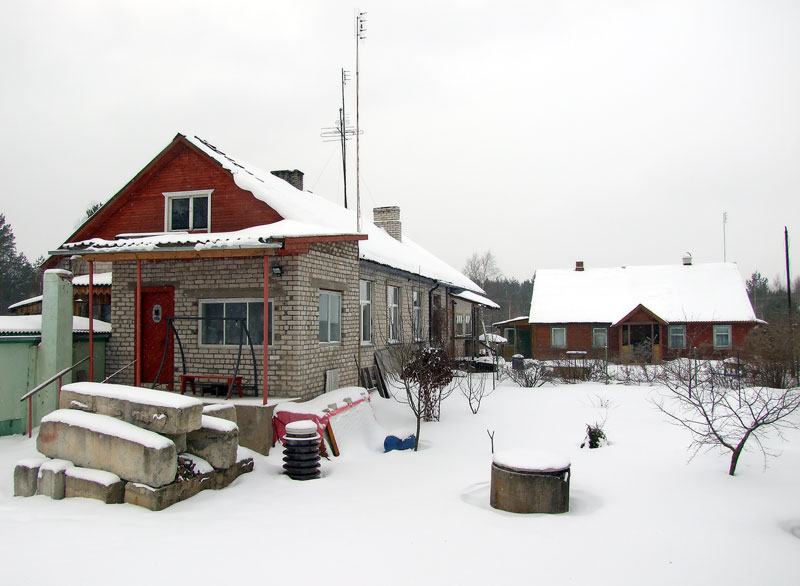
top-left (0, 315), bottom-right (111, 336)
top-left (529, 263), bottom-right (758, 324)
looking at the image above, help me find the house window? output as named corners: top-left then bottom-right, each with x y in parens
top-left (503, 327), bottom-right (516, 347)
top-left (164, 190), bottom-right (212, 232)
top-left (592, 327), bottom-right (608, 348)
top-left (456, 314), bottom-right (464, 337)
top-left (319, 291), bottom-right (341, 344)
top-left (412, 290), bottom-right (423, 341)
top-left (668, 325), bottom-right (686, 349)
top-left (713, 325), bottom-right (731, 349)
top-left (465, 312), bottom-right (472, 336)
top-left (200, 299), bottom-right (271, 346)
top-left (386, 286), bottom-right (400, 342)
top-left (360, 280), bottom-right (372, 345)
top-left (551, 326), bottom-right (566, 348)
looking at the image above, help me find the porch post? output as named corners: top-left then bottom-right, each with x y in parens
top-left (88, 260), bottom-right (94, 381)
top-left (262, 254), bottom-right (269, 405)
top-left (135, 259), bottom-right (142, 387)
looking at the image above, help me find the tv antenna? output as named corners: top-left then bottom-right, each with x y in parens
top-left (321, 69), bottom-right (359, 209)
top-left (355, 10), bottom-right (366, 232)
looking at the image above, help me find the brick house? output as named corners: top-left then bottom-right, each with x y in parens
top-left (501, 260), bottom-right (759, 363)
top-left (47, 134), bottom-right (496, 402)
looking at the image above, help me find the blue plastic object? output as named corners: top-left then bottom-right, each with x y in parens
top-left (384, 434), bottom-right (416, 452)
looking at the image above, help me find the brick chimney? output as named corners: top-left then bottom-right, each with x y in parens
top-left (271, 169), bottom-right (304, 191)
top-left (575, 261), bottom-right (584, 272)
top-left (373, 206), bottom-right (402, 241)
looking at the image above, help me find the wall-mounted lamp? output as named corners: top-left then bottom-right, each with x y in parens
top-left (271, 266), bottom-right (283, 276)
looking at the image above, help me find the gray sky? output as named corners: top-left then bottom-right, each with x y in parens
top-left (2, 0), bottom-right (799, 287)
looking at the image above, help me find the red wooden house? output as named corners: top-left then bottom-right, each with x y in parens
top-left (503, 260), bottom-right (759, 362)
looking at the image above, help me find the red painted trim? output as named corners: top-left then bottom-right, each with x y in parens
top-left (88, 261), bottom-right (94, 381)
top-left (263, 256), bottom-right (269, 405)
top-left (135, 260), bottom-right (142, 387)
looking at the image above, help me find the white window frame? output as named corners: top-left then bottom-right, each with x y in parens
top-left (412, 290), bottom-right (423, 341)
top-left (503, 327), bottom-right (516, 347)
top-left (319, 290), bottom-right (342, 345)
top-left (164, 189), bottom-right (213, 232)
top-left (465, 312), bottom-right (472, 336)
top-left (668, 325), bottom-right (686, 349)
top-left (455, 314), bottom-right (464, 337)
top-left (198, 298), bottom-right (271, 348)
top-left (360, 280), bottom-right (372, 345)
top-left (387, 286), bottom-right (400, 342)
top-left (551, 326), bottom-right (567, 348)
top-left (592, 327), bottom-right (608, 348)
top-left (713, 324), bottom-right (732, 349)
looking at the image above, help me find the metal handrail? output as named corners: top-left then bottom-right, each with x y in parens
top-left (102, 359), bottom-right (136, 384)
top-left (19, 356), bottom-right (90, 438)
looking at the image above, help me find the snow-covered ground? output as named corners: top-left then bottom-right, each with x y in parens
top-left (2, 378), bottom-right (799, 585)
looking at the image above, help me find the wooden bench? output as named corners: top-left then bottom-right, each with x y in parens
top-left (180, 375), bottom-right (243, 398)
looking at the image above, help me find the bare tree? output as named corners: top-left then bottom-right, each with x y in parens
top-left (654, 359), bottom-right (800, 475)
top-left (457, 366), bottom-right (494, 414)
top-left (463, 250), bottom-right (501, 289)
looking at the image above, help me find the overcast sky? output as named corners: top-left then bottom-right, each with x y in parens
top-left (2, 0), bottom-right (799, 287)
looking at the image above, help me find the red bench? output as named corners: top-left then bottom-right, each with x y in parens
top-left (180, 374), bottom-right (243, 397)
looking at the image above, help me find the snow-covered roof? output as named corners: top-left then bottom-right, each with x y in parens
top-left (60, 134), bottom-right (485, 296)
top-left (452, 289), bottom-right (500, 309)
top-left (0, 315), bottom-right (111, 336)
top-left (186, 135), bottom-right (487, 293)
top-left (479, 333), bottom-right (508, 344)
top-left (72, 272), bottom-right (113, 286)
top-left (493, 315), bottom-right (529, 327)
top-left (7, 295), bottom-right (43, 311)
top-left (529, 263), bottom-right (757, 324)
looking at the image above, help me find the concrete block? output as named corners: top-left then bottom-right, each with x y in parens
top-left (234, 403), bottom-right (275, 455)
top-left (37, 410), bottom-right (177, 488)
top-left (186, 415), bottom-right (238, 469)
top-left (60, 382), bottom-right (203, 435)
top-left (202, 403), bottom-right (237, 424)
top-left (14, 458), bottom-right (47, 497)
top-left (162, 433), bottom-right (187, 453)
top-left (65, 467), bottom-right (125, 504)
top-left (37, 459), bottom-right (73, 500)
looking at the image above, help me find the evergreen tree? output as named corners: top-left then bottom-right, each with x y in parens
top-left (0, 214), bottom-right (40, 315)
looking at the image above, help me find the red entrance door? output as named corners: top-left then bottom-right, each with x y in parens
top-left (141, 287), bottom-right (174, 388)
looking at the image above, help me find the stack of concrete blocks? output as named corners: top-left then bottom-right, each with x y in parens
top-left (13, 382), bottom-right (254, 510)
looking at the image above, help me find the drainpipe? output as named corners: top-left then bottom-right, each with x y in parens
top-left (428, 282), bottom-right (439, 346)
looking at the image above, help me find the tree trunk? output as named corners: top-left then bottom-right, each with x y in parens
top-left (728, 433), bottom-right (751, 476)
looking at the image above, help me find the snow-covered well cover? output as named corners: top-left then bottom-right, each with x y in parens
top-left (61, 382), bottom-right (203, 410)
top-left (285, 420), bottom-right (318, 435)
top-left (493, 450), bottom-right (570, 472)
top-left (529, 263), bottom-right (758, 324)
top-left (41, 410), bottom-right (174, 450)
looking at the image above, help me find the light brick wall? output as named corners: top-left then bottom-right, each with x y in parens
top-left (357, 263), bottom-right (435, 366)
top-left (107, 241), bottom-right (360, 400)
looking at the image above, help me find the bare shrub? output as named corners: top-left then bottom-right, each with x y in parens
top-left (457, 367), bottom-right (494, 414)
top-left (654, 358), bottom-right (800, 475)
top-left (506, 360), bottom-right (551, 388)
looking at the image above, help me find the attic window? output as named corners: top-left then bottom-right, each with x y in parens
top-left (164, 190), bottom-right (212, 232)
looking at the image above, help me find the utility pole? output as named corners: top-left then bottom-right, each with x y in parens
top-left (355, 11), bottom-right (366, 232)
top-left (786, 226), bottom-right (792, 316)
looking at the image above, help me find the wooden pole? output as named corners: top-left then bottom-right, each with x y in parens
top-left (135, 260), bottom-right (142, 387)
top-left (88, 260), bottom-right (94, 381)
top-left (263, 256), bottom-right (270, 405)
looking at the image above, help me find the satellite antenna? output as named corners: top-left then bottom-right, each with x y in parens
top-left (320, 68), bottom-right (359, 209)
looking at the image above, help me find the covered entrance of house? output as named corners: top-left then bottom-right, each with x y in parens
top-left (617, 305), bottom-right (664, 364)
top-left (141, 286), bottom-right (174, 387)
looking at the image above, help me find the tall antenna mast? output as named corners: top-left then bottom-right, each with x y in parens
top-left (722, 212), bottom-right (728, 262)
top-left (320, 69), bottom-right (357, 208)
top-left (356, 11), bottom-right (366, 232)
